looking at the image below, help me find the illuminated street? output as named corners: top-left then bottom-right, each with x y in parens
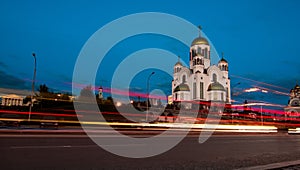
top-left (1, 132), bottom-right (300, 169)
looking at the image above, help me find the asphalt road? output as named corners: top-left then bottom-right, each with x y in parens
top-left (1, 133), bottom-right (300, 170)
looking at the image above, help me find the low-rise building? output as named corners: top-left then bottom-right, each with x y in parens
top-left (1, 94), bottom-right (24, 106)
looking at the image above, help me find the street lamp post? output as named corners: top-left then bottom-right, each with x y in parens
top-left (146, 72), bottom-right (155, 122)
top-left (28, 53), bottom-right (37, 122)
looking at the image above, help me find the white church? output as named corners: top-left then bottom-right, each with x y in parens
top-left (171, 27), bottom-right (231, 109)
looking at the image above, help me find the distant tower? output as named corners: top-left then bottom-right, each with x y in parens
top-left (98, 86), bottom-right (103, 99)
top-left (218, 52), bottom-right (231, 103)
top-left (284, 83), bottom-right (300, 119)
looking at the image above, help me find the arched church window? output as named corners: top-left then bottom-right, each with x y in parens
top-left (291, 99), bottom-right (300, 106)
top-left (197, 47), bottom-right (202, 55)
top-left (213, 73), bottom-right (217, 82)
top-left (213, 92), bottom-right (218, 101)
top-left (204, 48), bottom-right (208, 58)
top-left (180, 93), bottom-right (184, 100)
top-left (192, 49), bottom-right (196, 58)
top-left (197, 58), bottom-right (200, 65)
top-left (182, 75), bottom-right (186, 83)
top-left (193, 59), bottom-right (195, 66)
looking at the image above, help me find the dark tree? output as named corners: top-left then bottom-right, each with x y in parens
top-left (79, 85), bottom-right (94, 98)
top-left (38, 84), bottom-right (49, 93)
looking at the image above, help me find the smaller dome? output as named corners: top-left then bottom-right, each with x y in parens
top-left (207, 82), bottom-right (225, 91)
top-left (295, 84), bottom-right (300, 89)
top-left (175, 61), bottom-right (182, 66)
top-left (191, 37), bottom-right (209, 46)
top-left (219, 57), bottom-right (228, 63)
top-left (174, 84), bottom-right (190, 92)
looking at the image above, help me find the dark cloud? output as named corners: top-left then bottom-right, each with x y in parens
top-left (56, 74), bottom-right (72, 83)
top-left (0, 61), bottom-right (8, 69)
top-left (0, 70), bottom-right (30, 90)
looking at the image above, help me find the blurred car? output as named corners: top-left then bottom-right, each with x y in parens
top-left (40, 116), bottom-right (59, 129)
top-left (248, 113), bottom-right (257, 119)
top-left (0, 114), bottom-right (23, 127)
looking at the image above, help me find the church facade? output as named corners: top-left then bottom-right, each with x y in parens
top-left (171, 29), bottom-right (231, 108)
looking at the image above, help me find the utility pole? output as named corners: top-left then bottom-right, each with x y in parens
top-left (28, 53), bottom-right (37, 122)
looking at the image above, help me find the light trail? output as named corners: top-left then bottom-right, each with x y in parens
top-left (231, 75), bottom-right (290, 91)
top-left (243, 86), bottom-right (289, 96)
top-left (0, 110), bottom-right (80, 117)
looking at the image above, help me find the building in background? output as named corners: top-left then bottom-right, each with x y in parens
top-left (1, 94), bottom-right (24, 106)
top-left (98, 86), bottom-right (103, 99)
top-left (284, 83), bottom-right (300, 119)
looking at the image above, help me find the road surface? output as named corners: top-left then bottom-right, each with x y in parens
top-left (1, 132), bottom-right (300, 169)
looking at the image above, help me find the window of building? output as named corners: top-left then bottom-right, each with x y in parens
top-left (204, 48), bottom-right (208, 58)
top-left (291, 99), bottom-right (300, 106)
top-left (180, 93), bottom-right (184, 100)
top-left (193, 82), bottom-right (196, 99)
top-left (182, 75), bottom-right (186, 83)
top-left (197, 47), bottom-right (202, 55)
top-left (213, 92), bottom-right (218, 101)
top-left (213, 73), bottom-right (217, 82)
top-left (192, 49), bottom-right (196, 58)
top-left (221, 93), bottom-right (224, 101)
top-left (200, 82), bottom-right (204, 99)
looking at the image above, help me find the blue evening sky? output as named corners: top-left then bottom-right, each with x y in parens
top-left (0, 0), bottom-right (300, 106)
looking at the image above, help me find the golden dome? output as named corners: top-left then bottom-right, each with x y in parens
top-left (191, 37), bottom-right (209, 46)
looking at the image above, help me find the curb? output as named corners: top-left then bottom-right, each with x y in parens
top-left (236, 160), bottom-right (300, 170)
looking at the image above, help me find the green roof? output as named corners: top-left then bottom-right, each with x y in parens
top-left (207, 82), bottom-right (225, 91)
top-left (175, 61), bottom-right (182, 66)
top-left (174, 84), bottom-right (190, 92)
